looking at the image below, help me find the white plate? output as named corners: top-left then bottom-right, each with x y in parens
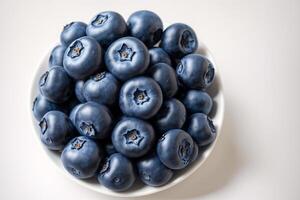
top-left (30, 43), bottom-right (225, 197)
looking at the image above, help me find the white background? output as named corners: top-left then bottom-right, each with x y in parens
top-left (0, 0), bottom-right (300, 199)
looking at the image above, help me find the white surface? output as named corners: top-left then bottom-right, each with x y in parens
top-left (0, 0), bottom-right (300, 199)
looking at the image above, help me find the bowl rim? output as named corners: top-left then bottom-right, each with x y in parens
top-left (29, 44), bottom-right (225, 197)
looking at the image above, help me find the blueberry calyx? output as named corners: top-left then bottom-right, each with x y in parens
top-left (207, 116), bottom-right (216, 133)
top-left (80, 121), bottom-right (96, 137)
top-left (32, 97), bottom-right (38, 111)
top-left (92, 14), bottom-right (108, 27)
top-left (39, 118), bottom-right (47, 135)
top-left (133, 88), bottom-right (150, 105)
top-left (118, 44), bottom-right (135, 61)
top-left (100, 159), bottom-right (110, 174)
top-left (68, 40), bottom-right (84, 58)
top-left (71, 138), bottom-right (86, 150)
top-left (70, 167), bottom-right (81, 176)
top-left (204, 63), bottom-right (215, 85)
top-left (159, 134), bottom-right (166, 142)
top-left (142, 172), bottom-right (151, 181)
top-left (113, 177), bottom-right (121, 184)
top-left (93, 72), bottom-right (106, 81)
top-left (124, 129), bottom-right (144, 145)
top-left (180, 30), bottom-right (195, 52)
top-left (178, 139), bottom-right (192, 164)
top-left (39, 71), bottom-right (49, 87)
top-left (176, 63), bottom-right (184, 74)
top-left (63, 22), bottom-right (74, 31)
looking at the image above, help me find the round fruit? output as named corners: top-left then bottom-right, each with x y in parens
top-left (157, 129), bottom-right (194, 170)
top-left (105, 37), bottom-right (150, 81)
top-left (61, 136), bottom-right (103, 179)
top-left (182, 90), bottom-right (213, 114)
top-left (111, 117), bottom-right (155, 158)
top-left (119, 76), bottom-right (163, 119)
top-left (60, 21), bottom-right (87, 46)
top-left (63, 36), bottom-right (102, 80)
top-left (98, 153), bottom-right (135, 191)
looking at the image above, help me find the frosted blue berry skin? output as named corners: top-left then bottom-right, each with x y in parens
top-left (60, 21), bottom-right (87, 46)
top-left (137, 153), bottom-right (173, 187)
top-left (61, 136), bottom-right (103, 179)
top-left (186, 113), bottom-right (217, 147)
top-left (49, 45), bottom-right (66, 67)
top-left (160, 23), bottom-right (198, 58)
top-left (127, 10), bottom-right (163, 48)
top-left (83, 72), bottom-right (120, 106)
top-left (32, 95), bottom-right (66, 121)
top-left (154, 98), bottom-right (186, 134)
top-left (98, 153), bottom-right (136, 191)
top-left (119, 76), bottom-right (163, 119)
top-left (156, 129), bottom-right (194, 170)
top-left (39, 66), bottom-right (73, 103)
top-left (111, 117), bottom-right (155, 158)
top-left (73, 102), bottom-right (112, 139)
top-left (105, 37), bottom-right (150, 81)
top-left (75, 80), bottom-right (86, 103)
top-left (176, 54), bottom-right (215, 89)
top-left (148, 63), bottom-right (178, 98)
top-left (86, 11), bottom-right (127, 48)
top-left (39, 111), bottom-right (75, 151)
top-left (182, 90), bottom-right (213, 114)
top-left (149, 47), bottom-right (172, 66)
top-left (63, 36), bottom-right (102, 80)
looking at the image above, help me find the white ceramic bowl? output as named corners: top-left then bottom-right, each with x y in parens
top-left (30, 44), bottom-right (225, 197)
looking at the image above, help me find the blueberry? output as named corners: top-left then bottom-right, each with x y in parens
top-left (157, 129), bottom-right (194, 169)
top-left (137, 153), bottom-right (173, 187)
top-left (86, 11), bottom-right (127, 48)
top-left (39, 111), bottom-right (75, 150)
top-left (60, 21), bottom-right (87, 46)
top-left (49, 45), bottom-right (66, 66)
top-left (148, 63), bottom-right (178, 98)
top-left (63, 36), bottom-right (102, 80)
top-left (127, 10), bottom-right (163, 48)
top-left (39, 66), bottom-right (73, 103)
top-left (69, 103), bottom-right (84, 125)
top-left (176, 54), bottom-right (215, 89)
top-left (160, 23), bottom-right (198, 58)
top-left (83, 72), bottom-right (120, 106)
top-left (186, 113), bottom-right (216, 147)
top-left (98, 153), bottom-right (135, 191)
top-left (149, 47), bottom-right (172, 66)
top-left (182, 90), bottom-right (213, 114)
top-left (32, 95), bottom-right (65, 121)
top-left (154, 99), bottom-right (186, 134)
top-left (105, 37), bottom-right (150, 81)
top-left (75, 80), bottom-right (86, 103)
top-left (61, 136), bottom-right (103, 179)
top-left (73, 102), bottom-right (112, 139)
top-left (111, 117), bottom-right (155, 158)
top-left (119, 76), bottom-right (163, 119)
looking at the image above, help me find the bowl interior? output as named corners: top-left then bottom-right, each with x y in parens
top-left (30, 44), bottom-right (225, 197)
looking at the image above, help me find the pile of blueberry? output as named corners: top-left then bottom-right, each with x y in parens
top-left (32, 10), bottom-right (216, 192)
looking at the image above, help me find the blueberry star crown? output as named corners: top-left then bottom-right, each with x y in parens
top-left (92, 14), bottom-right (108, 26)
top-left (63, 22), bottom-right (74, 31)
top-left (68, 40), bottom-right (84, 58)
top-left (118, 43), bottom-right (135, 61)
top-left (100, 159), bottom-right (110, 174)
top-left (178, 139), bottom-right (192, 165)
top-left (71, 138), bottom-right (86, 150)
top-left (180, 30), bottom-right (195, 50)
top-left (39, 118), bottom-right (47, 135)
top-left (124, 129), bottom-right (144, 146)
top-left (39, 71), bottom-right (49, 87)
top-left (133, 88), bottom-right (150, 105)
top-left (93, 72), bottom-right (106, 81)
top-left (80, 121), bottom-right (96, 137)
